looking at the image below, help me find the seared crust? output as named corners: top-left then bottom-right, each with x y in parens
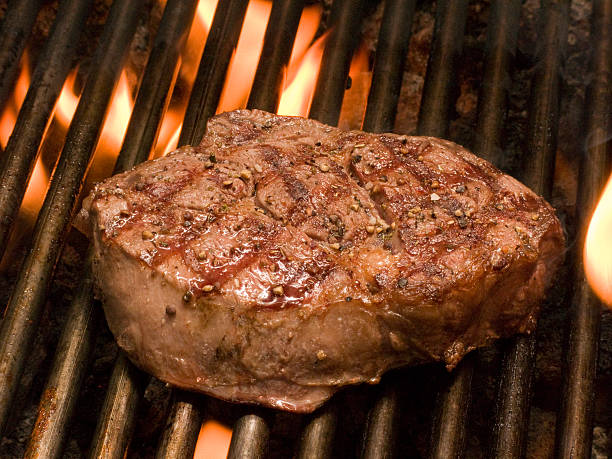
top-left (80, 110), bottom-right (565, 412)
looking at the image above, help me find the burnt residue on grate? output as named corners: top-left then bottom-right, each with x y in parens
top-left (0, 0), bottom-right (610, 458)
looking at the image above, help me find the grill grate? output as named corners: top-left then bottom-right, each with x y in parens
top-left (0, 0), bottom-right (609, 457)
top-left (556, 0), bottom-right (612, 456)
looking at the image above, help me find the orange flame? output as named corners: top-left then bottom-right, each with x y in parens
top-left (277, 33), bottom-right (328, 117)
top-left (217, 0), bottom-right (272, 113)
top-left (152, 0), bottom-right (219, 158)
top-left (53, 69), bottom-right (134, 186)
top-left (584, 174), bottom-right (612, 307)
top-left (338, 42), bottom-right (371, 130)
top-left (154, 0), bottom-right (324, 157)
top-left (0, 53), bottom-right (49, 228)
top-left (0, 53), bottom-right (30, 148)
top-left (217, 1), bottom-right (323, 114)
top-left (193, 421), bottom-right (232, 459)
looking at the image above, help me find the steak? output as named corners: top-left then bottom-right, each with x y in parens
top-left (77, 109), bottom-right (565, 412)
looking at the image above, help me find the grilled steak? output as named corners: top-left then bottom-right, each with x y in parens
top-left (77, 109), bottom-right (564, 412)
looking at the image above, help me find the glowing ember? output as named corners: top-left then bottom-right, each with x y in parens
top-left (584, 174), bottom-right (612, 307)
top-left (193, 421), bottom-right (232, 459)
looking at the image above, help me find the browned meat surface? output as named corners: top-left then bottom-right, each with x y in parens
top-left (77, 109), bottom-right (565, 412)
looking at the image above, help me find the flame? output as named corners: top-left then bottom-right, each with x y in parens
top-left (217, 1), bottom-right (272, 112)
top-left (584, 174), bottom-right (612, 307)
top-left (53, 69), bottom-right (134, 186)
top-left (277, 33), bottom-right (328, 117)
top-left (338, 42), bottom-right (371, 130)
top-left (217, 0), bottom-right (323, 114)
top-left (193, 420), bottom-right (232, 459)
top-left (152, 0), bottom-right (219, 158)
top-left (154, 0), bottom-right (322, 156)
top-left (181, 0), bottom-right (218, 89)
top-left (20, 156), bottom-right (49, 221)
top-left (0, 52), bottom-right (49, 220)
top-left (0, 53), bottom-right (30, 148)
top-left (89, 70), bottom-right (133, 182)
top-left (54, 70), bottom-right (79, 128)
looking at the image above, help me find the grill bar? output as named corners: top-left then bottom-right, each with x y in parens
top-left (225, 1), bottom-right (308, 455)
top-left (89, 353), bottom-right (148, 459)
top-left (360, 378), bottom-right (400, 459)
top-left (362, 0), bottom-right (415, 134)
top-left (0, 0), bottom-right (42, 110)
top-left (24, 255), bottom-right (100, 459)
top-left (428, 1), bottom-right (522, 456)
top-left (114, 0), bottom-right (200, 173)
top-left (227, 1), bottom-right (365, 455)
top-left (246, 0), bottom-right (305, 112)
top-left (359, 0), bottom-right (416, 456)
top-left (156, 1), bottom-right (252, 456)
top-left (416, 0), bottom-right (468, 139)
top-left (410, 1), bottom-right (470, 454)
top-left (0, 0), bottom-right (143, 437)
top-left (156, 392), bottom-right (204, 458)
top-left (429, 356), bottom-right (475, 459)
top-left (555, 0), bottom-right (611, 456)
top-left (179, 0), bottom-right (248, 148)
top-left (287, 1), bottom-right (371, 454)
top-left (0, 0), bottom-right (93, 261)
top-left (490, 1), bottom-right (569, 457)
top-left (308, 0), bottom-right (366, 125)
top-left (227, 412), bottom-right (271, 459)
top-left (474, 0), bottom-right (522, 166)
top-left (23, 2), bottom-right (199, 457)
top-left (296, 402), bottom-right (337, 459)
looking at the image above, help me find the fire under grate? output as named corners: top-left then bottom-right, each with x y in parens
top-left (0, 0), bottom-right (610, 457)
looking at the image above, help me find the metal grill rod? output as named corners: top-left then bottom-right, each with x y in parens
top-left (359, 0), bottom-right (416, 456)
top-left (416, 0), bottom-right (468, 139)
top-left (287, 1), bottom-right (368, 456)
top-left (0, 0), bottom-right (42, 111)
top-left (489, 1), bottom-right (569, 457)
top-left (178, 0), bottom-right (248, 148)
top-left (247, 0), bottom-right (305, 112)
top-left (428, 1), bottom-right (522, 457)
top-left (0, 0), bottom-right (143, 437)
top-left (89, 353), bottom-right (147, 459)
top-left (225, 1), bottom-right (309, 456)
top-left (225, 0), bottom-right (366, 456)
top-left (227, 411), bottom-right (271, 459)
top-left (0, 0), bottom-right (93, 264)
top-left (555, 0), bottom-right (611, 456)
top-left (296, 402), bottom-right (337, 459)
top-left (155, 1), bottom-right (252, 456)
top-left (406, 0), bottom-right (473, 456)
top-left (308, 0), bottom-right (366, 126)
top-left (362, 0), bottom-right (416, 135)
top-left (474, 0), bottom-right (522, 167)
top-left (24, 252), bottom-right (100, 459)
top-left (156, 391), bottom-right (205, 459)
top-left (83, 2), bottom-right (200, 457)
